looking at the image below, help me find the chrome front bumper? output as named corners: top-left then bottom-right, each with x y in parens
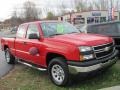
top-left (68, 57), bottom-right (118, 74)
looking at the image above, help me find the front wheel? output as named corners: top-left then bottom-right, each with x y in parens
top-left (48, 57), bottom-right (70, 86)
top-left (5, 48), bottom-right (15, 64)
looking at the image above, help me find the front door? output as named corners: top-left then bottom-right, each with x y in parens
top-left (23, 23), bottom-right (43, 65)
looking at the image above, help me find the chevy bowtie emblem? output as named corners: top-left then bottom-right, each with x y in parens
top-left (104, 47), bottom-right (110, 51)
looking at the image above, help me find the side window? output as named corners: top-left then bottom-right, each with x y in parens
top-left (26, 24), bottom-right (40, 39)
top-left (16, 25), bottom-right (26, 38)
top-left (41, 23), bottom-right (57, 37)
top-left (117, 23), bottom-right (120, 33)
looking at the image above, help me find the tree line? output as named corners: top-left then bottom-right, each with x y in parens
top-left (3, 0), bottom-right (120, 27)
top-left (74, 0), bottom-right (120, 12)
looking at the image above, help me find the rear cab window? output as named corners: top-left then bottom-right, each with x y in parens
top-left (16, 25), bottom-right (26, 38)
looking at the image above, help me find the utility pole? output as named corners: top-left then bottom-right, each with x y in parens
top-left (111, 0), bottom-right (113, 8)
top-left (111, 0), bottom-right (115, 21)
top-left (108, 0), bottom-right (113, 21)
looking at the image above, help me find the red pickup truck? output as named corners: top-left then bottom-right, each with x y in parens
top-left (1, 21), bottom-right (118, 86)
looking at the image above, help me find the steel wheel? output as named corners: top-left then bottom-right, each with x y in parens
top-left (5, 48), bottom-right (15, 64)
top-left (5, 50), bottom-right (10, 63)
top-left (51, 64), bottom-right (65, 84)
top-left (48, 57), bottom-right (70, 86)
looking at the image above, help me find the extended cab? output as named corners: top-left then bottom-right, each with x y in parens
top-left (1, 21), bottom-right (118, 86)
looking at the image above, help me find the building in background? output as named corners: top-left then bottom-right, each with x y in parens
top-left (58, 10), bottom-right (120, 26)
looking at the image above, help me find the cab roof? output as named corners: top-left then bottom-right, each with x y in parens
top-left (20, 20), bottom-right (63, 26)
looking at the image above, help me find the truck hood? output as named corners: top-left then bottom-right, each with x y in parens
top-left (48, 33), bottom-right (112, 46)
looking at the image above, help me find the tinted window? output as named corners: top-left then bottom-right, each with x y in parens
top-left (26, 24), bottom-right (40, 39)
top-left (16, 25), bottom-right (26, 38)
top-left (74, 18), bottom-right (85, 24)
top-left (100, 17), bottom-right (106, 22)
top-left (117, 23), bottom-right (120, 31)
top-left (88, 23), bottom-right (120, 36)
top-left (87, 17), bottom-right (94, 24)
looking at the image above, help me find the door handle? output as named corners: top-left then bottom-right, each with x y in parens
top-left (23, 41), bottom-right (27, 45)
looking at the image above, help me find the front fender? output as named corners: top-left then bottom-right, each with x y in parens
top-left (45, 45), bottom-right (80, 61)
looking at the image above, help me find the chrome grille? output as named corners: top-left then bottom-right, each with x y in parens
top-left (93, 42), bottom-right (114, 59)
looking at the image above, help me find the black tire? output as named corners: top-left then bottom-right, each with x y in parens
top-left (48, 57), bottom-right (70, 86)
top-left (5, 48), bottom-right (15, 64)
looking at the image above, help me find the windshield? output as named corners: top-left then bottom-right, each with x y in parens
top-left (41, 22), bottom-right (80, 37)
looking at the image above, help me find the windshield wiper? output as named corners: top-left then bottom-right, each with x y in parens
top-left (68, 32), bottom-right (79, 34)
top-left (49, 33), bottom-right (63, 36)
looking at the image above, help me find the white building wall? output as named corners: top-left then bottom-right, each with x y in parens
top-left (58, 10), bottom-right (120, 25)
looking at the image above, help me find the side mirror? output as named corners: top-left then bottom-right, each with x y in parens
top-left (79, 29), bottom-right (82, 33)
top-left (79, 29), bottom-right (87, 33)
top-left (29, 33), bottom-right (40, 39)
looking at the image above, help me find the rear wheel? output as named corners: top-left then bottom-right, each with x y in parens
top-left (5, 48), bottom-right (15, 64)
top-left (48, 57), bottom-right (70, 86)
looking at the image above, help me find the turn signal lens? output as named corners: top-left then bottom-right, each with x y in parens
top-left (80, 55), bottom-right (84, 61)
top-left (80, 54), bottom-right (94, 61)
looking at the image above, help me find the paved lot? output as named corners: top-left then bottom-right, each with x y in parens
top-left (0, 30), bottom-right (14, 78)
top-left (99, 86), bottom-right (120, 90)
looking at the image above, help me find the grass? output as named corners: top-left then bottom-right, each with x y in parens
top-left (0, 60), bottom-right (120, 90)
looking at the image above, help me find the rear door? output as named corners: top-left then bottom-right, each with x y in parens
top-left (15, 24), bottom-right (28, 60)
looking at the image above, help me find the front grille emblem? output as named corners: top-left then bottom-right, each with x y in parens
top-left (104, 47), bottom-right (110, 51)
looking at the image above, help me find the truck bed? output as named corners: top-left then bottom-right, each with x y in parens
top-left (3, 34), bottom-right (16, 38)
top-left (1, 37), bottom-right (15, 52)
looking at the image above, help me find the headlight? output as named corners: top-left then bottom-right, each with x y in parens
top-left (79, 46), bottom-right (94, 61)
top-left (79, 46), bottom-right (92, 52)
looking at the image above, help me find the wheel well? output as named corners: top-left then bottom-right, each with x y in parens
top-left (4, 45), bottom-right (9, 50)
top-left (46, 53), bottom-right (66, 66)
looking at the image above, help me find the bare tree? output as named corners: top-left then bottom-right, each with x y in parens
top-left (100, 0), bottom-right (109, 10)
top-left (93, 1), bottom-right (101, 10)
top-left (10, 8), bottom-right (19, 27)
top-left (46, 11), bottom-right (56, 20)
top-left (115, 0), bottom-right (120, 10)
top-left (58, 0), bottom-right (68, 15)
top-left (88, 2), bottom-right (94, 11)
top-left (92, 0), bottom-right (108, 10)
top-left (23, 1), bottom-right (41, 22)
top-left (74, 0), bottom-right (88, 12)
top-left (73, 0), bottom-right (114, 11)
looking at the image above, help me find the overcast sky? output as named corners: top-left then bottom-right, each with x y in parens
top-left (0, 0), bottom-right (118, 21)
top-left (0, 0), bottom-right (74, 21)
top-left (0, 0), bottom-right (25, 21)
